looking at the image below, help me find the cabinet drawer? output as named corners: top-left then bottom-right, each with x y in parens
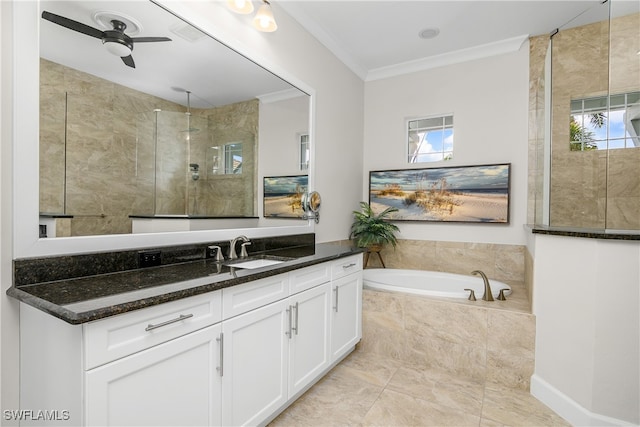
top-left (222, 273), bottom-right (289, 319)
top-left (289, 262), bottom-right (331, 295)
top-left (331, 255), bottom-right (363, 280)
top-left (84, 291), bottom-right (222, 370)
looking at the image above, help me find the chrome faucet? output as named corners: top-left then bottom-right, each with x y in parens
top-left (229, 235), bottom-right (250, 259)
top-left (471, 270), bottom-right (494, 301)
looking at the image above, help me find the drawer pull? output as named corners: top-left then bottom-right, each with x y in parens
top-left (342, 263), bottom-right (356, 269)
top-left (145, 314), bottom-right (193, 332)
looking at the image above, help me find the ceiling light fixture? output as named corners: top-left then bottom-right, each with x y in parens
top-left (252, 0), bottom-right (278, 32)
top-left (227, 0), bottom-right (254, 15)
top-left (419, 27), bottom-right (440, 40)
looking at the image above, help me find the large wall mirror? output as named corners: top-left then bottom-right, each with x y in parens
top-left (13, 0), bottom-right (314, 258)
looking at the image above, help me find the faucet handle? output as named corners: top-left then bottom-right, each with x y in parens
top-left (497, 289), bottom-right (507, 301)
top-left (464, 289), bottom-right (476, 301)
top-left (208, 245), bottom-right (224, 261)
top-left (240, 242), bottom-right (252, 258)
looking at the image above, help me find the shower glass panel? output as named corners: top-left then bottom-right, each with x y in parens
top-left (135, 110), bottom-right (255, 217)
top-left (538, 0), bottom-right (639, 232)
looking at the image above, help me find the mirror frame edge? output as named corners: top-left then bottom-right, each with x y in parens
top-left (13, 0), bottom-right (316, 259)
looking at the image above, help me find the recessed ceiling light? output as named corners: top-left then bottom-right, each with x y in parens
top-left (419, 28), bottom-right (440, 40)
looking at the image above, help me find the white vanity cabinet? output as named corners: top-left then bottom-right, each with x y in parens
top-left (19, 291), bottom-right (223, 427)
top-left (330, 255), bottom-right (363, 361)
top-left (85, 323), bottom-right (223, 427)
top-left (220, 263), bottom-right (331, 427)
top-left (18, 255), bottom-right (362, 427)
top-left (220, 298), bottom-right (289, 427)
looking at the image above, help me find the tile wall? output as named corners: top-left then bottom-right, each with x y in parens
top-left (329, 238), bottom-right (535, 390)
top-left (39, 59), bottom-right (257, 236)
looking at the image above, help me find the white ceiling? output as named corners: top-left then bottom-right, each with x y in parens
top-left (39, 1), bottom-right (637, 105)
top-left (278, 0), bottom-right (633, 81)
top-left (39, 0), bottom-right (297, 108)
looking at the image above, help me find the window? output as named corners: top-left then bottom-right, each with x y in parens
top-left (224, 143), bottom-right (243, 174)
top-left (299, 134), bottom-right (309, 171)
top-left (570, 91), bottom-right (640, 151)
top-left (407, 115), bottom-right (453, 163)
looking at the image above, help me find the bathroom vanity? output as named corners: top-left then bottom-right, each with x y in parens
top-left (10, 242), bottom-right (362, 426)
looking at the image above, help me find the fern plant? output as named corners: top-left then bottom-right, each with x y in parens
top-left (349, 201), bottom-right (400, 249)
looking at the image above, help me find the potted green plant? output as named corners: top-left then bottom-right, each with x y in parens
top-left (349, 201), bottom-right (400, 251)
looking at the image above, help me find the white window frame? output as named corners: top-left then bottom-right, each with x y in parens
top-left (298, 133), bottom-right (309, 171)
top-left (406, 114), bottom-right (454, 163)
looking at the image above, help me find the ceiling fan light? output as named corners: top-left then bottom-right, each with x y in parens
top-left (104, 40), bottom-right (132, 57)
top-left (252, 1), bottom-right (277, 32)
top-left (227, 0), bottom-right (254, 14)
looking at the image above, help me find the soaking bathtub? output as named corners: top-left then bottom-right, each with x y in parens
top-left (362, 268), bottom-right (511, 299)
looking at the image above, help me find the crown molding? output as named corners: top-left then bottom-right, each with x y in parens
top-left (366, 34), bottom-right (530, 82)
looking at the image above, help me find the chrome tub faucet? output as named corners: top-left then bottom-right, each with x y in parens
top-left (471, 270), bottom-right (494, 301)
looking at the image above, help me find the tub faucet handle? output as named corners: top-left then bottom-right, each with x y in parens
top-left (497, 289), bottom-right (507, 301)
top-left (464, 289), bottom-right (476, 301)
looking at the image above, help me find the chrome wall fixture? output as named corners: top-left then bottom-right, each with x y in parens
top-left (226, 0), bottom-right (278, 32)
top-left (302, 191), bottom-right (321, 223)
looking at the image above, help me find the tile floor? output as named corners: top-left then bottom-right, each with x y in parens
top-left (269, 344), bottom-right (570, 426)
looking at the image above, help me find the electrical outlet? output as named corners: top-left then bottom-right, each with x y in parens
top-left (139, 250), bottom-right (161, 268)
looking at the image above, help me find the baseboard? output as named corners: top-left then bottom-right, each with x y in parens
top-left (530, 374), bottom-right (638, 426)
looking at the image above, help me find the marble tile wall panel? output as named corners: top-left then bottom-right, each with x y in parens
top-left (367, 239), bottom-right (525, 283)
top-left (528, 13), bottom-right (640, 231)
top-left (527, 35), bottom-right (550, 226)
top-left (40, 59), bottom-right (259, 235)
top-left (524, 248), bottom-right (534, 306)
top-left (363, 289), bottom-right (536, 390)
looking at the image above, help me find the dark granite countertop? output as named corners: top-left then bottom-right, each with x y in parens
top-left (8, 244), bottom-right (363, 325)
top-left (528, 225), bottom-right (640, 240)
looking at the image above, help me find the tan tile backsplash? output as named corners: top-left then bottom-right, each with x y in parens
top-left (364, 238), bottom-right (526, 283)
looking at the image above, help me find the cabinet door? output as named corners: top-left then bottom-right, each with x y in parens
top-left (288, 283), bottom-right (331, 396)
top-left (85, 323), bottom-right (223, 427)
top-left (330, 272), bottom-right (363, 361)
top-left (221, 300), bottom-right (288, 427)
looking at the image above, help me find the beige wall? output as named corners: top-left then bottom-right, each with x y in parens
top-left (529, 13), bottom-right (640, 230)
top-left (40, 59), bottom-right (258, 236)
top-left (363, 44), bottom-right (529, 246)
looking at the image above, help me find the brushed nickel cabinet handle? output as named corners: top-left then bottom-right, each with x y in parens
top-left (216, 333), bottom-right (224, 377)
top-left (286, 306), bottom-right (292, 338)
top-left (145, 314), bottom-right (193, 331)
top-left (292, 302), bottom-right (299, 335)
top-left (333, 286), bottom-right (339, 312)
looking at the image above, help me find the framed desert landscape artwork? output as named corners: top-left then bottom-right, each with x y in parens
top-left (263, 175), bottom-right (308, 218)
top-left (369, 163), bottom-right (510, 223)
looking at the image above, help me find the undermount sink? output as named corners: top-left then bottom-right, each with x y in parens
top-left (227, 259), bottom-right (284, 269)
top-left (224, 255), bottom-right (293, 270)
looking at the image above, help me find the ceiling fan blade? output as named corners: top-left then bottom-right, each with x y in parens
top-left (41, 11), bottom-right (104, 39)
top-left (130, 37), bottom-right (173, 43)
top-left (121, 55), bottom-right (136, 68)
